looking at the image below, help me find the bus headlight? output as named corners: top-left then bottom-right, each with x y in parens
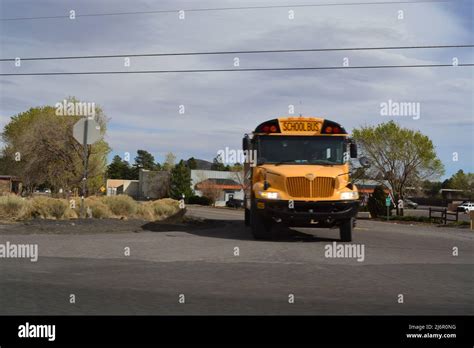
top-left (258, 191), bottom-right (280, 199)
top-left (340, 191), bottom-right (359, 200)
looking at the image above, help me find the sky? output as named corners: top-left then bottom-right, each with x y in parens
top-left (0, 0), bottom-right (473, 179)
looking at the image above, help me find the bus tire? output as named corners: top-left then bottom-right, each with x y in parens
top-left (339, 218), bottom-right (353, 242)
top-left (244, 208), bottom-right (250, 226)
top-left (250, 201), bottom-right (272, 240)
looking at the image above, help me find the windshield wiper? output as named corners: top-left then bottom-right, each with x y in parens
top-left (274, 160), bottom-right (296, 166)
top-left (309, 160), bottom-right (337, 165)
top-left (273, 159), bottom-right (339, 166)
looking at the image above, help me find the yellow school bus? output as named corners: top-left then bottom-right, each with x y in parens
top-left (243, 116), bottom-right (367, 241)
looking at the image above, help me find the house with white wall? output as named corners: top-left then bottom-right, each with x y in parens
top-left (191, 170), bottom-right (244, 206)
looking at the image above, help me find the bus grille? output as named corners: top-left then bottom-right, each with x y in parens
top-left (286, 177), bottom-right (310, 198)
top-left (312, 177), bottom-right (335, 198)
top-left (286, 177), bottom-right (335, 198)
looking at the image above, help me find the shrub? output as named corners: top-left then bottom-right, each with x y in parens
top-left (136, 203), bottom-right (155, 220)
top-left (102, 195), bottom-right (137, 216)
top-left (137, 199), bottom-right (181, 221)
top-left (1, 194), bottom-right (182, 222)
top-left (49, 199), bottom-right (69, 219)
top-left (85, 198), bottom-right (112, 219)
top-left (367, 186), bottom-right (393, 218)
top-left (30, 196), bottom-right (49, 218)
top-left (31, 196), bottom-right (68, 219)
top-left (151, 199), bottom-right (180, 218)
top-left (66, 196), bottom-right (81, 211)
top-left (64, 207), bottom-right (79, 219)
top-left (0, 195), bottom-right (30, 220)
top-left (188, 195), bottom-right (212, 206)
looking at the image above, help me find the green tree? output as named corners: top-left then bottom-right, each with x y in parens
top-left (107, 155), bottom-right (135, 179)
top-left (162, 152), bottom-right (176, 171)
top-left (186, 157), bottom-right (198, 170)
top-left (421, 180), bottom-right (442, 197)
top-left (228, 163), bottom-right (243, 171)
top-left (130, 149), bottom-right (158, 178)
top-left (211, 154), bottom-right (226, 171)
top-left (352, 121), bottom-right (444, 215)
top-left (447, 170), bottom-right (474, 193)
top-left (134, 150), bottom-right (157, 170)
top-left (0, 154), bottom-right (16, 175)
top-left (169, 160), bottom-right (193, 200)
top-left (2, 99), bottom-right (110, 195)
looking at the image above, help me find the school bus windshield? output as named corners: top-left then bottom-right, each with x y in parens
top-left (257, 135), bottom-right (346, 165)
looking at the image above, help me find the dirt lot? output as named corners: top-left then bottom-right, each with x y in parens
top-left (0, 216), bottom-right (224, 235)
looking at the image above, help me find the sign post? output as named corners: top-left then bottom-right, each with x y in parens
top-left (385, 196), bottom-right (391, 221)
top-left (73, 117), bottom-right (102, 218)
top-left (81, 118), bottom-right (89, 219)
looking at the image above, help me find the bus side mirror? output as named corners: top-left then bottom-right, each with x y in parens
top-left (359, 156), bottom-right (371, 168)
top-left (350, 142), bottom-right (358, 158)
top-left (242, 135), bottom-right (251, 151)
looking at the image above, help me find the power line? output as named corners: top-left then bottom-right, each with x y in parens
top-left (1, 63), bottom-right (472, 76)
top-left (0, 0), bottom-right (451, 21)
top-left (1, 44), bottom-right (472, 62)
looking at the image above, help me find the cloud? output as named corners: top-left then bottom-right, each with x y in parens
top-left (0, 0), bottom-right (472, 177)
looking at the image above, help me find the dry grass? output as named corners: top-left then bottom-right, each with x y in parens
top-left (0, 194), bottom-right (181, 222)
top-left (136, 203), bottom-right (155, 220)
top-left (138, 198), bottom-right (181, 220)
top-left (150, 199), bottom-right (180, 218)
top-left (0, 195), bottom-right (31, 220)
top-left (31, 196), bottom-right (69, 219)
top-left (102, 195), bottom-right (137, 217)
top-left (64, 207), bottom-right (79, 219)
top-left (85, 197), bottom-right (112, 218)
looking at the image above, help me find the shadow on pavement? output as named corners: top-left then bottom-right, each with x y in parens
top-left (141, 218), bottom-right (339, 243)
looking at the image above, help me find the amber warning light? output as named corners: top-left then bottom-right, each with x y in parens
top-left (255, 120), bottom-right (281, 133)
top-left (321, 120), bottom-right (347, 135)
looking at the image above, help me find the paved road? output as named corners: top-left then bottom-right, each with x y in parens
top-left (0, 206), bottom-right (472, 315)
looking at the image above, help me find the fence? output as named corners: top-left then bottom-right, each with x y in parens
top-left (428, 207), bottom-right (458, 224)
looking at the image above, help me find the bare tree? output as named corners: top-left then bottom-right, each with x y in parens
top-left (198, 182), bottom-right (222, 206)
top-left (194, 171), bottom-right (222, 206)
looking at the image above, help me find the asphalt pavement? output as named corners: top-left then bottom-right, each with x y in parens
top-left (0, 206), bottom-right (472, 315)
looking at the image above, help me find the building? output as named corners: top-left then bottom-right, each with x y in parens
top-left (106, 169), bottom-right (170, 200)
top-left (138, 169), bottom-right (170, 199)
top-left (105, 166), bottom-right (242, 205)
top-left (0, 175), bottom-right (22, 195)
top-left (356, 179), bottom-right (391, 194)
top-left (191, 169), bottom-right (244, 206)
top-left (106, 179), bottom-right (139, 198)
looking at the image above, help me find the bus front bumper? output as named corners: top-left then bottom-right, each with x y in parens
top-left (255, 199), bottom-right (360, 226)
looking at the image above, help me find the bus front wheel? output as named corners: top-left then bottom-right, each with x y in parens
top-left (339, 218), bottom-right (353, 242)
top-left (244, 208), bottom-right (250, 226)
top-left (250, 202), bottom-right (272, 240)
